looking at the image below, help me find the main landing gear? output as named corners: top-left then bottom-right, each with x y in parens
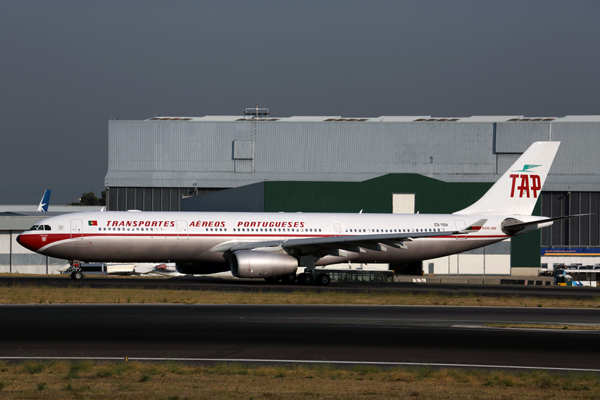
top-left (263, 272), bottom-right (331, 286)
top-left (297, 272), bottom-right (331, 286)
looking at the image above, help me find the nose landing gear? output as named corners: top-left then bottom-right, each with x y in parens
top-left (69, 260), bottom-right (84, 280)
top-left (71, 270), bottom-right (83, 280)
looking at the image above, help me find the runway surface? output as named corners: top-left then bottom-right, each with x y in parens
top-left (1, 304), bottom-right (599, 370)
top-left (2, 275), bottom-right (600, 298)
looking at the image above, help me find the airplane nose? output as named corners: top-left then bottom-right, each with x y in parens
top-left (16, 234), bottom-right (42, 252)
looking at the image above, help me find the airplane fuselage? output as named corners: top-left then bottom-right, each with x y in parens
top-left (17, 210), bottom-right (533, 268)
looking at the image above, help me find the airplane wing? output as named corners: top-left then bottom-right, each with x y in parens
top-left (211, 219), bottom-right (487, 255)
top-left (212, 229), bottom-right (459, 255)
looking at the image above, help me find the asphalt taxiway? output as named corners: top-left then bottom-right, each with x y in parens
top-left (1, 275), bottom-right (600, 298)
top-left (1, 305), bottom-right (599, 371)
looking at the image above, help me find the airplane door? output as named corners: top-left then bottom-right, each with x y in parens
top-left (177, 220), bottom-right (188, 239)
top-left (454, 220), bottom-right (466, 240)
top-left (71, 220), bottom-right (83, 239)
top-left (334, 223), bottom-right (341, 236)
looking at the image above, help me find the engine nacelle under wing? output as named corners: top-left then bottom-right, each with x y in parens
top-left (230, 251), bottom-right (298, 278)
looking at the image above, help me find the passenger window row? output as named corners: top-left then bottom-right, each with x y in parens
top-left (345, 228), bottom-right (442, 233)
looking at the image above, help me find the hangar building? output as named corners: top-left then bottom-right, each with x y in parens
top-left (100, 113), bottom-right (600, 275)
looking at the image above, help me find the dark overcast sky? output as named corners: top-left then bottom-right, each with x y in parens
top-left (1, 0), bottom-right (599, 205)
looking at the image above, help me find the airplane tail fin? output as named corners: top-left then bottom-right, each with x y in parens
top-left (36, 190), bottom-right (51, 212)
top-left (454, 142), bottom-right (560, 216)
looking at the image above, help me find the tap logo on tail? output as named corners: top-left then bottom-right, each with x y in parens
top-left (512, 164), bottom-right (541, 173)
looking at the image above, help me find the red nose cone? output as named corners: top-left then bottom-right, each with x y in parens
top-left (16, 234), bottom-right (44, 252)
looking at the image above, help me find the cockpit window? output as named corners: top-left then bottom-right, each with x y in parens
top-left (29, 225), bottom-right (50, 231)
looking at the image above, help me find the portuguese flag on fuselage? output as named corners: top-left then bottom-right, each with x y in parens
top-left (88, 221), bottom-right (98, 226)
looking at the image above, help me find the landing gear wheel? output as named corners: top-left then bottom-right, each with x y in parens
top-left (264, 276), bottom-right (279, 284)
top-left (71, 271), bottom-right (83, 280)
top-left (280, 273), bottom-right (297, 284)
top-left (297, 273), bottom-right (314, 285)
top-left (316, 273), bottom-right (331, 286)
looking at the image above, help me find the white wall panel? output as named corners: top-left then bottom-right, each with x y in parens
top-left (392, 194), bottom-right (415, 214)
top-left (457, 254), bottom-right (484, 274)
top-left (483, 255), bottom-right (511, 275)
top-left (0, 232), bottom-right (10, 253)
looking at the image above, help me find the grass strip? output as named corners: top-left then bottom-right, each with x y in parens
top-left (1, 284), bottom-right (600, 308)
top-left (0, 360), bottom-right (598, 399)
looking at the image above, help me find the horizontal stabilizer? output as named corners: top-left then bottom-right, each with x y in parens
top-left (501, 214), bottom-right (589, 235)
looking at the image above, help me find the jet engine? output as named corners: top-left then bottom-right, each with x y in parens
top-left (230, 251), bottom-right (298, 278)
top-left (175, 261), bottom-right (230, 275)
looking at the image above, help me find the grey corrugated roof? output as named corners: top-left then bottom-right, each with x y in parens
top-left (106, 116), bottom-right (600, 193)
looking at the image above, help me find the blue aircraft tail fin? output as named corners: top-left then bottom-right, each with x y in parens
top-left (36, 190), bottom-right (51, 212)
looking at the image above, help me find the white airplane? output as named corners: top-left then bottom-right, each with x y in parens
top-left (18, 142), bottom-right (571, 284)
